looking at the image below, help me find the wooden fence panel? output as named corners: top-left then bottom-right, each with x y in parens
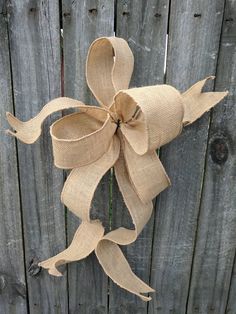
top-left (149, 0), bottom-right (226, 313)
top-left (187, 0), bottom-right (236, 312)
top-left (62, 0), bottom-right (114, 312)
top-left (6, 0), bottom-right (68, 313)
top-left (109, 1), bottom-right (170, 313)
top-left (0, 3), bottom-right (28, 313)
top-left (0, 0), bottom-right (235, 313)
top-left (214, 4), bottom-right (236, 313)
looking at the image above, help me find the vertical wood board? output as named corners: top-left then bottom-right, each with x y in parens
top-left (0, 2), bottom-right (28, 312)
top-left (7, 0), bottom-right (68, 313)
top-left (187, 0), bottom-right (236, 312)
top-left (62, 0), bottom-right (114, 312)
top-left (149, 0), bottom-right (226, 313)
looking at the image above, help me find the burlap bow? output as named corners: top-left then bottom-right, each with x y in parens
top-left (6, 37), bottom-right (228, 301)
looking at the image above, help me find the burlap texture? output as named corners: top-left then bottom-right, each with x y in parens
top-left (6, 36), bottom-right (228, 301)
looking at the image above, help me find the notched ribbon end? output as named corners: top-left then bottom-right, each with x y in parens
top-left (139, 295), bottom-right (152, 302)
top-left (6, 112), bottom-right (41, 144)
top-left (140, 284), bottom-right (155, 299)
top-left (38, 259), bottom-right (64, 277)
top-left (134, 287), bottom-right (155, 302)
top-left (182, 76), bottom-right (229, 126)
top-left (5, 128), bottom-right (16, 137)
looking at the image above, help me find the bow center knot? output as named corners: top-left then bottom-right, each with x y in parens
top-left (115, 118), bottom-right (121, 131)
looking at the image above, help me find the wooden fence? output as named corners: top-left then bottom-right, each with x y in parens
top-left (0, 0), bottom-right (235, 313)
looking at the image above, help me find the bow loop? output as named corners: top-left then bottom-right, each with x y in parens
top-left (113, 85), bottom-right (184, 155)
top-left (50, 107), bottom-right (116, 169)
top-left (86, 37), bottom-right (134, 107)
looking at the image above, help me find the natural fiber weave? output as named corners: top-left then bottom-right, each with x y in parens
top-left (6, 36), bottom-right (228, 301)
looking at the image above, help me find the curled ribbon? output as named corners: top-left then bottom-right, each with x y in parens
top-left (6, 37), bottom-right (228, 301)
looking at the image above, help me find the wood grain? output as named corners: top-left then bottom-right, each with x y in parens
top-left (110, 1), bottom-right (170, 312)
top-left (6, 0), bottom-right (68, 312)
top-left (0, 1), bottom-right (28, 312)
top-left (62, 0), bottom-right (114, 312)
top-left (0, 1), bottom-right (235, 313)
top-left (187, 0), bottom-right (236, 312)
top-left (227, 259), bottom-right (236, 313)
top-left (149, 0), bottom-right (226, 313)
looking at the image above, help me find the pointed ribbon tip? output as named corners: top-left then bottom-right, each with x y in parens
top-left (182, 76), bottom-right (228, 125)
top-left (6, 36), bottom-right (228, 301)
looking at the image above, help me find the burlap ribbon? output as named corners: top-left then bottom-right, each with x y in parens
top-left (6, 37), bottom-right (228, 301)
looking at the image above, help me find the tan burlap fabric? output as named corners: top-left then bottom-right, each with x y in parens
top-left (6, 37), bottom-right (228, 301)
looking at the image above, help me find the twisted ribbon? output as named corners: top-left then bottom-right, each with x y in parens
top-left (6, 37), bottom-right (228, 301)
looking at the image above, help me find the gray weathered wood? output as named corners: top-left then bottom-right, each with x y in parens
top-left (187, 0), bottom-right (236, 312)
top-left (1, 1), bottom-right (236, 313)
top-left (227, 258), bottom-right (236, 313)
top-left (109, 1), bottom-right (170, 312)
top-left (6, 0), bottom-right (68, 313)
top-left (62, 0), bottom-right (114, 312)
top-left (217, 5), bottom-right (236, 314)
top-left (149, 0), bottom-right (226, 313)
top-left (0, 2), bottom-right (28, 313)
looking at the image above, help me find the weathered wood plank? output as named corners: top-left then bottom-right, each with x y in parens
top-left (62, 0), bottom-right (114, 312)
top-left (148, 0), bottom-right (226, 313)
top-left (7, 0), bottom-right (68, 313)
top-left (187, 0), bottom-right (236, 312)
top-left (0, 2), bottom-right (28, 312)
top-left (217, 6), bottom-right (236, 314)
top-left (109, 1), bottom-right (170, 312)
top-left (227, 258), bottom-right (236, 313)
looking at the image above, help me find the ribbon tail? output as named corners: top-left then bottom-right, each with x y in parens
top-left (6, 97), bottom-right (89, 144)
top-left (38, 220), bottom-right (104, 276)
top-left (95, 241), bottom-right (154, 301)
top-left (182, 76), bottom-right (228, 125)
top-left (61, 135), bottom-right (120, 219)
top-left (122, 136), bottom-right (170, 203)
top-left (39, 136), bottom-right (120, 276)
top-left (95, 146), bottom-right (155, 301)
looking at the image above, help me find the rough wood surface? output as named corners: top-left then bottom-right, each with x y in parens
top-left (109, 1), bottom-right (170, 313)
top-left (216, 5), bottom-right (236, 313)
top-left (187, 0), bottom-right (236, 312)
top-left (6, 0), bottom-right (68, 313)
top-left (227, 258), bottom-right (236, 313)
top-left (0, 2), bottom-right (28, 312)
top-left (62, 0), bottom-right (114, 312)
top-left (1, 1), bottom-right (236, 313)
top-left (149, 0), bottom-right (226, 313)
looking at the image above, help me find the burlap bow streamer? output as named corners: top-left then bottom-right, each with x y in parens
top-left (6, 37), bottom-right (228, 301)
